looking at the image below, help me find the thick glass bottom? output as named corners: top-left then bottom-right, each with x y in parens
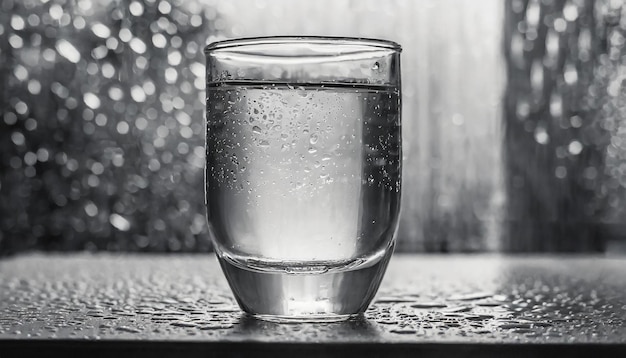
top-left (216, 245), bottom-right (394, 322)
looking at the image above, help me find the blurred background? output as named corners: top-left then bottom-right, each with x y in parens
top-left (1, 0), bottom-right (625, 255)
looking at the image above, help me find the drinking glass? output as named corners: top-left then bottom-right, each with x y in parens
top-left (205, 36), bottom-right (402, 321)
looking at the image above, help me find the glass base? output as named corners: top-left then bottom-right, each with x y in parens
top-left (250, 313), bottom-right (360, 323)
top-left (216, 246), bottom-right (394, 321)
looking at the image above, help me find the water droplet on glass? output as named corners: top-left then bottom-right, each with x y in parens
top-left (297, 86), bottom-right (308, 97)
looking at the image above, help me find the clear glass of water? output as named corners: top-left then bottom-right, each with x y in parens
top-left (205, 36), bottom-right (402, 322)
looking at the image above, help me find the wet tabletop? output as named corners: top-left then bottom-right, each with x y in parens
top-left (1, 254), bottom-right (625, 357)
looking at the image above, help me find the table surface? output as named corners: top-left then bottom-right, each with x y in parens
top-left (1, 253), bottom-right (625, 357)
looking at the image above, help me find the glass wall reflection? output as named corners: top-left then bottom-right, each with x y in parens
top-left (1, 0), bottom-right (624, 254)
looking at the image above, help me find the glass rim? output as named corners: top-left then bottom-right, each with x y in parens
top-left (204, 36), bottom-right (402, 53)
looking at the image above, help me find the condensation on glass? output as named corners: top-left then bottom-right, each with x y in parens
top-left (503, 0), bottom-right (626, 252)
top-left (205, 36), bottom-right (401, 320)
